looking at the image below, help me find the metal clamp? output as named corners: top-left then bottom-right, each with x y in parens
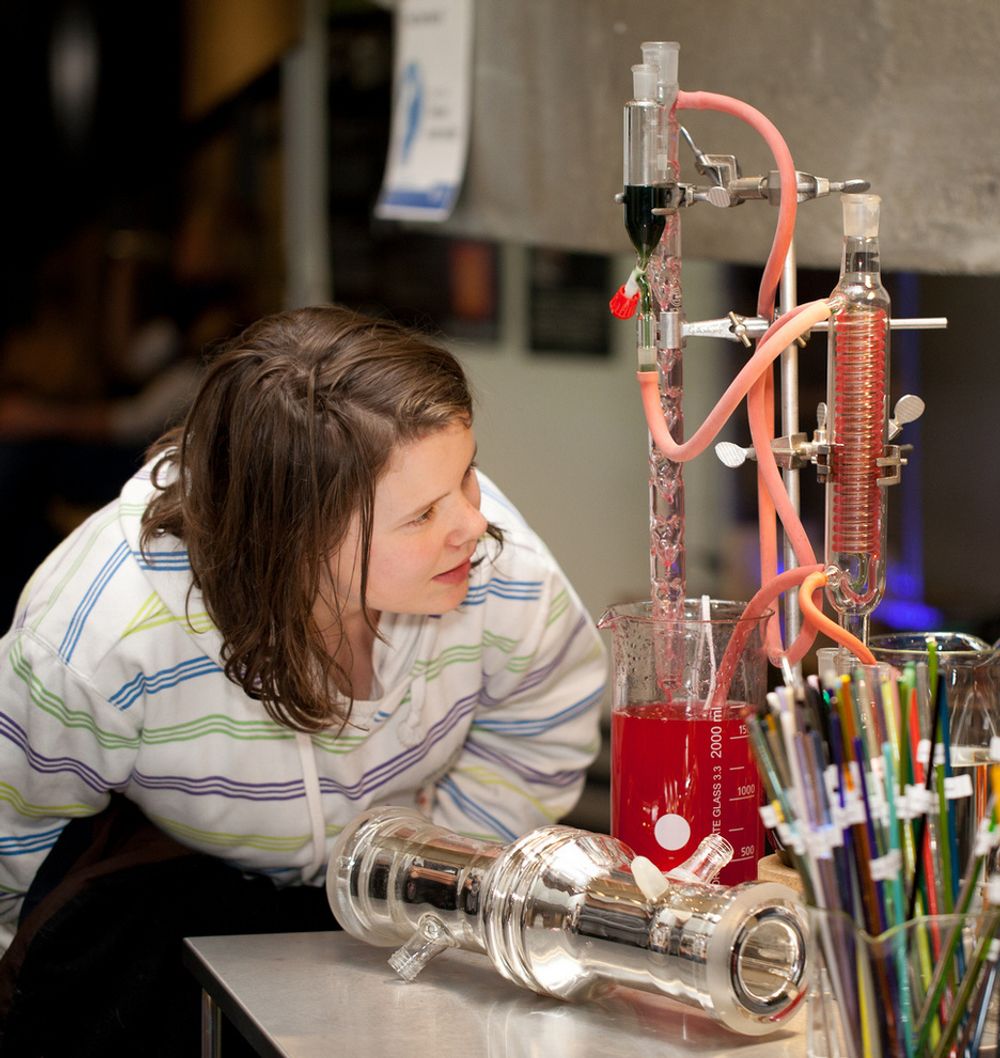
top-left (812, 404), bottom-right (831, 480)
top-left (714, 433), bottom-right (819, 472)
top-left (658, 309), bottom-right (684, 351)
top-left (876, 444), bottom-right (911, 487)
top-left (613, 184), bottom-right (693, 210)
top-left (728, 171), bottom-right (871, 206)
top-left (771, 433), bottom-right (817, 471)
top-left (649, 183), bottom-right (697, 213)
top-left (728, 311), bottom-right (753, 348)
top-left (676, 127), bottom-right (870, 209)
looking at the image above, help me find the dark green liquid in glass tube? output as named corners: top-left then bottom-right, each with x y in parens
top-left (624, 184), bottom-right (668, 262)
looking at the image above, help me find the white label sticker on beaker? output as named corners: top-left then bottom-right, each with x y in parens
top-left (654, 814), bottom-right (691, 851)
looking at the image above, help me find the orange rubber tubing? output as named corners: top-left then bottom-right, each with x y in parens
top-left (677, 89), bottom-right (797, 319)
top-left (798, 571), bottom-right (877, 666)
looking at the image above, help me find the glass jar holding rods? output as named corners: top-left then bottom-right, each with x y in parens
top-left (807, 905), bottom-right (1000, 1058)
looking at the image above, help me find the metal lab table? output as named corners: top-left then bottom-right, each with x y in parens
top-left (183, 931), bottom-right (806, 1058)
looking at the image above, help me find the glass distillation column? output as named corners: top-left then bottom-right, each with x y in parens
top-left (824, 194), bottom-right (891, 642)
top-left (622, 42), bottom-right (684, 619)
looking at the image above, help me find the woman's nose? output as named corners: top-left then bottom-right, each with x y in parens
top-left (450, 499), bottom-right (488, 545)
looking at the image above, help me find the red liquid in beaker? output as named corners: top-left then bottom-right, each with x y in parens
top-left (610, 702), bottom-right (764, 886)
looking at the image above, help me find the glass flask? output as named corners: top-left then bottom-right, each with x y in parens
top-left (599, 599), bottom-right (770, 885)
top-left (825, 193), bottom-right (891, 641)
top-left (327, 805), bottom-right (809, 1037)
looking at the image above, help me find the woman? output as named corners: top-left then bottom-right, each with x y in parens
top-left (0, 305), bottom-right (605, 1052)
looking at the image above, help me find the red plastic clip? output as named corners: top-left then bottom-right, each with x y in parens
top-left (609, 269), bottom-right (641, 319)
top-left (609, 284), bottom-right (640, 319)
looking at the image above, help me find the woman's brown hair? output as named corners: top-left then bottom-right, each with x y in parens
top-left (140, 304), bottom-right (498, 732)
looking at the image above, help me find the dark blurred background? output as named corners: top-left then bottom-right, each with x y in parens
top-left (0, 1), bottom-right (482, 625)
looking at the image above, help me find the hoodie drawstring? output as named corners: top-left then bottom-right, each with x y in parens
top-left (295, 731), bottom-right (327, 882)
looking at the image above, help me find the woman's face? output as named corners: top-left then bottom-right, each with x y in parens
top-left (329, 420), bottom-right (488, 622)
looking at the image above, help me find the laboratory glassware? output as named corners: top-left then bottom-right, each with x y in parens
top-left (326, 805), bottom-right (810, 1037)
top-left (620, 42), bottom-right (686, 622)
top-left (825, 194), bottom-right (891, 642)
top-left (598, 599), bottom-right (769, 885)
top-left (806, 905), bottom-right (1000, 1058)
top-left (872, 632), bottom-right (1000, 885)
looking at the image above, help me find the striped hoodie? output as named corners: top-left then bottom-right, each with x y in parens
top-left (0, 464), bottom-right (606, 953)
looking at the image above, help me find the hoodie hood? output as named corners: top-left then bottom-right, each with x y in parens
top-left (117, 465), bottom-right (223, 658)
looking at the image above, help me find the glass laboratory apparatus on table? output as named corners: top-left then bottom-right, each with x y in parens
top-left (603, 37), bottom-right (1000, 1058)
top-left (327, 806), bottom-right (810, 1037)
top-left (605, 38), bottom-right (959, 879)
top-left (601, 598), bottom-right (769, 886)
top-left (323, 33), bottom-right (1000, 1058)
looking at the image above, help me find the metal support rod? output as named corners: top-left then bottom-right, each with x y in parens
top-left (779, 242), bottom-right (801, 673)
top-left (281, 0), bottom-right (332, 309)
top-left (683, 315), bottom-right (946, 342)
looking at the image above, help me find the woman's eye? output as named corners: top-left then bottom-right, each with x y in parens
top-left (410, 506), bottom-right (435, 526)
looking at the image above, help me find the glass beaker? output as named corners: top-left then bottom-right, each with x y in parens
top-left (598, 599), bottom-right (770, 886)
top-left (806, 905), bottom-right (1000, 1058)
top-left (870, 632), bottom-right (1000, 887)
top-left (868, 632), bottom-right (1000, 762)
